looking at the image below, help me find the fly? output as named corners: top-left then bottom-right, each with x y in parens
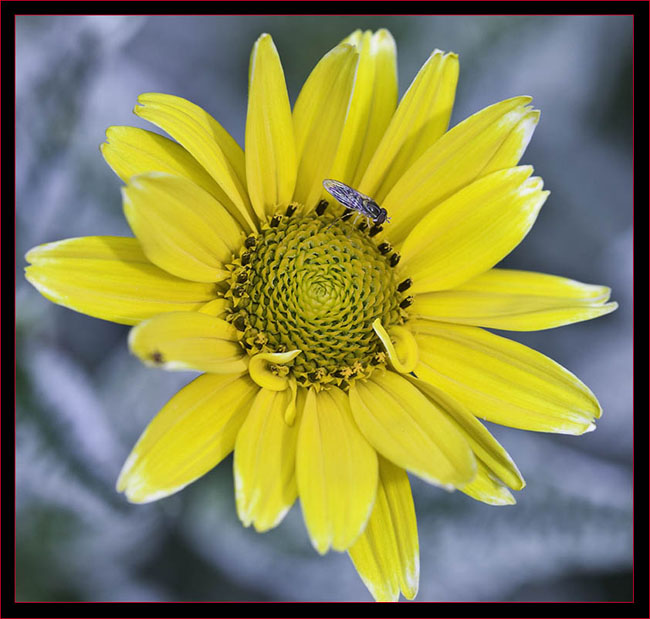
top-left (322, 179), bottom-right (390, 227)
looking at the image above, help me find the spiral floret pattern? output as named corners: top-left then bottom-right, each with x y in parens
top-left (225, 207), bottom-right (407, 389)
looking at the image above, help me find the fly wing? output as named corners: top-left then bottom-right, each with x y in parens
top-left (323, 179), bottom-right (365, 212)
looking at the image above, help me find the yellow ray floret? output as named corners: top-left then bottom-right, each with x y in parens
top-left (412, 320), bottom-right (601, 434)
top-left (24, 236), bottom-right (215, 325)
top-left (296, 387), bottom-right (378, 554)
top-left (122, 172), bottom-right (244, 283)
top-left (292, 40), bottom-right (359, 210)
top-left (234, 387), bottom-right (301, 532)
top-left (117, 373), bottom-right (258, 503)
top-left (348, 458), bottom-right (419, 602)
top-left (245, 33), bottom-right (297, 221)
top-left (412, 268), bottom-right (618, 331)
top-left (134, 93), bottom-right (256, 232)
top-left (348, 370), bottom-right (476, 489)
top-left (128, 311), bottom-right (248, 374)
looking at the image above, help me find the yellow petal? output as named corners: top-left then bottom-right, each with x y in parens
top-left (117, 373), bottom-right (258, 503)
top-left (296, 387), bottom-right (377, 554)
top-left (414, 380), bottom-right (525, 491)
top-left (359, 49), bottom-right (459, 203)
top-left (234, 387), bottom-right (301, 532)
top-left (412, 320), bottom-right (602, 434)
top-left (134, 93), bottom-right (256, 232)
top-left (101, 126), bottom-right (235, 210)
top-left (245, 34), bottom-right (297, 221)
top-left (399, 167), bottom-right (548, 294)
top-left (122, 172), bottom-right (244, 283)
top-left (412, 268), bottom-right (618, 331)
top-left (348, 457), bottom-right (419, 602)
top-left (248, 350), bottom-right (302, 391)
top-left (460, 460), bottom-right (516, 506)
top-left (292, 42), bottom-right (359, 210)
top-left (348, 370), bottom-right (475, 489)
top-left (198, 298), bottom-right (229, 317)
top-left (383, 97), bottom-right (538, 244)
top-left (128, 312), bottom-right (248, 374)
top-left (328, 30), bottom-right (398, 188)
top-left (24, 236), bottom-right (215, 325)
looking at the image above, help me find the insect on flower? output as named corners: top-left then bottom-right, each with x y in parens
top-left (323, 179), bottom-right (391, 227)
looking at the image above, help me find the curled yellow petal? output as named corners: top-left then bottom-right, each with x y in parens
top-left (248, 350), bottom-right (302, 391)
top-left (372, 319), bottom-right (419, 374)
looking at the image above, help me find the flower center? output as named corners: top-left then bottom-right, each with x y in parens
top-left (224, 203), bottom-right (411, 389)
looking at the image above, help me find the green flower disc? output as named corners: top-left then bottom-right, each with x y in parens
top-left (225, 209), bottom-right (407, 389)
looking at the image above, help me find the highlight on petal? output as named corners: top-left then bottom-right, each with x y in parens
top-left (128, 311), bottom-right (248, 374)
top-left (412, 268), bottom-right (618, 331)
top-left (348, 457), bottom-right (419, 602)
top-left (234, 387), bottom-right (301, 532)
top-left (327, 29), bottom-right (398, 189)
top-left (348, 370), bottom-right (476, 489)
top-left (412, 320), bottom-right (602, 434)
top-left (117, 373), bottom-right (258, 503)
top-left (383, 96), bottom-right (539, 244)
top-left (359, 48), bottom-right (459, 204)
top-left (399, 166), bottom-right (549, 294)
top-left (24, 236), bottom-right (215, 325)
top-left (122, 172), bottom-right (244, 283)
top-left (292, 41), bottom-right (359, 210)
top-left (245, 33), bottom-right (297, 221)
top-left (296, 387), bottom-right (378, 554)
top-left (101, 126), bottom-right (234, 209)
top-left (134, 92), bottom-right (256, 232)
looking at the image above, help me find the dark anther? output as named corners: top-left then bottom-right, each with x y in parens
top-left (308, 371), bottom-right (320, 382)
top-left (315, 200), bottom-right (329, 216)
top-left (233, 315), bottom-right (247, 331)
top-left (400, 296), bottom-right (414, 309)
top-left (358, 222), bottom-right (368, 232)
top-left (243, 341), bottom-right (252, 350)
top-left (389, 252), bottom-right (401, 267)
top-left (236, 271), bottom-right (248, 284)
top-left (341, 208), bottom-right (354, 221)
top-left (368, 224), bottom-right (383, 237)
top-left (270, 215), bottom-right (281, 228)
top-left (397, 278), bottom-right (412, 292)
top-left (151, 351), bottom-right (164, 364)
top-left (244, 236), bottom-right (257, 249)
top-left (370, 355), bottom-right (382, 365)
top-left (378, 242), bottom-right (392, 255)
top-left (331, 369), bottom-right (343, 378)
top-left (241, 252), bottom-right (251, 266)
top-left (286, 204), bottom-right (297, 217)
top-left (233, 285), bottom-right (246, 298)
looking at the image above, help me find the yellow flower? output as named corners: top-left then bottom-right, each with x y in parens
top-left (24, 30), bottom-right (617, 602)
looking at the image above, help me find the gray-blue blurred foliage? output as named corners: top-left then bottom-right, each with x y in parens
top-left (16, 15), bottom-right (633, 602)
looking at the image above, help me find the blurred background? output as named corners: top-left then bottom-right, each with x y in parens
top-left (15, 15), bottom-right (633, 602)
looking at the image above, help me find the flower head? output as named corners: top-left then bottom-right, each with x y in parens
top-left (24, 29), bottom-right (617, 601)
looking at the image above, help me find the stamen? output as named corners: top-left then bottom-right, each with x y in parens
top-left (389, 252), bottom-right (401, 267)
top-left (378, 242), bottom-right (392, 255)
top-left (315, 199), bottom-right (329, 216)
top-left (400, 296), bottom-right (414, 308)
top-left (397, 278), bottom-right (412, 292)
top-left (368, 224), bottom-right (383, 237)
